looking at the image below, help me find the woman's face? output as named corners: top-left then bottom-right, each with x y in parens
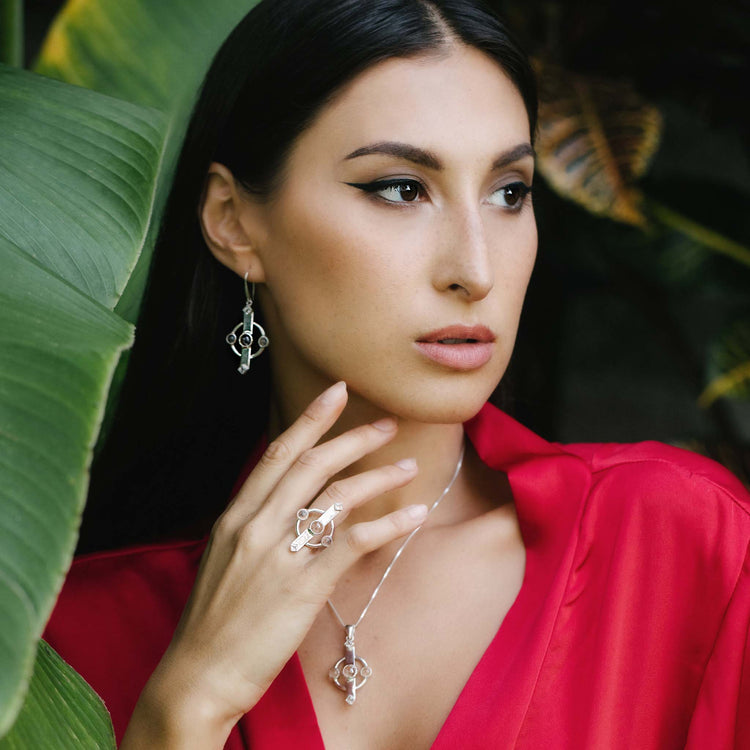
top-left (238, 44), bottom-right (536, 423)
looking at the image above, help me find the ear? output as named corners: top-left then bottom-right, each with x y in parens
top-left (199, 162), bottom-right (266, 282)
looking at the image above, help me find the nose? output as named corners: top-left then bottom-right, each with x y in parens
top-left (432, 207), bottom-right (494, 302)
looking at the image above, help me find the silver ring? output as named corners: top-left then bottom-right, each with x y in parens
top-left (290, 502), bottom-right (344, 552)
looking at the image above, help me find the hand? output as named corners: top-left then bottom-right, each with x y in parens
top-left (121, 381), bottom-right (424, 748)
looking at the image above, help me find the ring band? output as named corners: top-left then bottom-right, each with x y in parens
top-left (290, 502), bottom-right (344, 552)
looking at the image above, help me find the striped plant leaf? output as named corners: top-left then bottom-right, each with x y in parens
top-left (0, 64), bottom-right (166, 737)
top-left (2, 0), bottom-right (264, 737)
top-left (0, 642), bottom-right (115, 749)
top-left (700, 319), bottom-right (750, 407)
top-left (35, 0), bottom-right (261, 324)
top-left (535, 62), bottom-right (662, 226)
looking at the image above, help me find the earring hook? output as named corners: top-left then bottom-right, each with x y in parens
top-left (243, 271), bottom-right (254, 304)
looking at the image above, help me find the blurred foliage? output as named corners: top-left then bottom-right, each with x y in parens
top-left (488, 0), bottom-right (750, 484)
top-left (700, 319), bottom-right (750, 406)
top-left (534, 61), bottom-right (662, 226)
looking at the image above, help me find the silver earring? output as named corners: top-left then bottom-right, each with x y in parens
top-left (225, 272), bottom-right (270, 374)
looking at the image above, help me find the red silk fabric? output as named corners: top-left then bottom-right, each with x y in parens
top-left (45, 403), bottom-right (750, 748)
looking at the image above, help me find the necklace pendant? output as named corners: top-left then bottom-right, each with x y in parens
top-left (329, 625), bottom-right (372, 705)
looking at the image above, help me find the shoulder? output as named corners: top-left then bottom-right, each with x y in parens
top-left (63, 535), bottom-right (208, 580)
top-left (45, 537), bottom-right (207, 667)
top-left (566, 438), bottom-right (748, 498)
top-left (561, 439), bottom-right (750, 579)
top-left (44, 537), bottom-right (208, 741)
top-left (564, 438), bottom-right (750, 519)
top-left (47, 536), bottom-right (207, 629)
top-left (466, 403), bottom-right (750, 561)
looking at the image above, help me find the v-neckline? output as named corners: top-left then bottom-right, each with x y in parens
top-left (238, 404), bottom-right (591, 749)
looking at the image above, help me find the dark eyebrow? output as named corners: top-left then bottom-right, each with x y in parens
top-left (343, 141), bottom-right (535, 171)
top-left (492, 143), bottom-right (536, 170)
top-left (344, 142), bottom-right (442, 169)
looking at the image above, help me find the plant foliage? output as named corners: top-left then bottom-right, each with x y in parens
top-left (0, 63), bottom-right (165, 737)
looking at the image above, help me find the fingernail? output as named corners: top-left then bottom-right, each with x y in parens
top-left (406, 504), bottom-right (428, 519)
top-left (395, 458), bottom-right (417, 471)
top-left (320, 381), bottom-right (346, 405)
top-left (371, 417), bottom-right (397, 432)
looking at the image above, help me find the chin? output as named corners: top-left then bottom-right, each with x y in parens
top-left (404, 394), bottom-right (494, 425)
top-left (353, 371), bottom-right (502, 426)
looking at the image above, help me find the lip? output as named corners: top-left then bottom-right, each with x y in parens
top-left (416, 325), bottom-right (496, 344)
top-left (414, 325), bottom-right (496, 371)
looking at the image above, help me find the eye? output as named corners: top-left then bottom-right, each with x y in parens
top-left (346, 179), bottom-right (424, 204)
top-left (487, 181), bottom-right (533, 211)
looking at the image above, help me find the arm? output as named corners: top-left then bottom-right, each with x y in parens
top-left (120, 678), bottom-right (238, 749)
top-left (119, 382), bottom-right (424, 748)
top-left (684, 543), bottom-right (750, 750)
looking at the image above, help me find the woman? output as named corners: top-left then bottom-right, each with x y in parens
top-left (45, 0), bottom-right (750, 748)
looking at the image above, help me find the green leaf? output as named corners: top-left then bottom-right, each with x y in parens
top-left (0, 66), bottom-right (166, 308)
top-left (0, 64), bottom-right (167, 736)
top-left (3, 0), bottom-right (264, 734)
top-left (700, 319), bottom-right (750, 406)
top-left (0, 0), bottom-right (23, 68)
top-left (34, 0), bottom-right (262, 324)
top-left (0, 642), bottom-right (115, 749)
top-left (535, 61), bottom-right (662, 227)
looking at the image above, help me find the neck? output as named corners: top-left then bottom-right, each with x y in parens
top-left (267, 375), bottom-right (466, 528)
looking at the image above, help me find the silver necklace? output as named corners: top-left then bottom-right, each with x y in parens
top-left (327, 443), bottom-right (465, 705)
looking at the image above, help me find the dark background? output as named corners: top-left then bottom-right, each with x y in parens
top-left (25, 0), bottom-right (750, 482)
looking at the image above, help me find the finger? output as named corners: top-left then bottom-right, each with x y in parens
top-left (314, 504), bottom-right (430, 580)
top-left (314, 459), bottom-right (419, 519)
top-left (259, 416), bottom-right (400, 520)
top-left (282, 459), bottom-right (419, 551)
top-left (228, 381), bottom-right (349, 515)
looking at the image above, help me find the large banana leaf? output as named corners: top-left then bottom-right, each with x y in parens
top-left (0, 64), bottom-right (166, 736)
top-left (0, 642), bottom-right (115, 749)
top-left (35, 0), bottom-right (261, 324)
top-left (1, 0), bottom-right (264, 737)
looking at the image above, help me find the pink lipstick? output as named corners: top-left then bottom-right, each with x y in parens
top-left (415, 325), bottom-right (495, 371)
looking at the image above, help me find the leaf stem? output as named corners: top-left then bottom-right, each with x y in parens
top-left (0, 0), bottom-right (23, 68)
top-left (699, 361), bottom-right (750, 408)
top-left (648, 199), bottom-right (750, 270)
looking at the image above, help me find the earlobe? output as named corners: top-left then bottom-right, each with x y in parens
top-left (199, 162), bottom-right (266, 282)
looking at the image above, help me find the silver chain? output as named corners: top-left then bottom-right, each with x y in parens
top-left (327, 442), bottom-right (465, 630)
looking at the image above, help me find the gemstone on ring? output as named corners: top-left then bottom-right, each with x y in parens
top-left (291, 502), bottom-right (344, 552)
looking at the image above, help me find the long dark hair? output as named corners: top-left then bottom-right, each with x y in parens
top-left (79, 0), bottom-right (538, 553)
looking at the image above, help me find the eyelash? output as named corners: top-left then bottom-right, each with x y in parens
top-left (346, 178), bottom-right (533, 212)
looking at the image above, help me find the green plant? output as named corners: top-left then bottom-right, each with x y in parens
top-left (0, 0), bottom-right (259, 743)
top-left (0, 60), bottom-right (161, 747)
top-left (490, 0), bottom-right (749, 465)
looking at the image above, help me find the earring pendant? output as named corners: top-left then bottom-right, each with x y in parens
top-left (225, 274), bottom-right (269, 373)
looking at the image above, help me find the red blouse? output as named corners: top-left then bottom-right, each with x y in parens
top-left (44, 403), bottom-right (750, 748)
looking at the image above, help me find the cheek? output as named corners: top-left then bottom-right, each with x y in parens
top-left (268, 173), bottom-right (433, 289)
top-left (259, 189), bottom-right (418, 352)
top-left (515, 224), bottom-right (538, 295)
top-left (493, 216), bottom-right (537, 303)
